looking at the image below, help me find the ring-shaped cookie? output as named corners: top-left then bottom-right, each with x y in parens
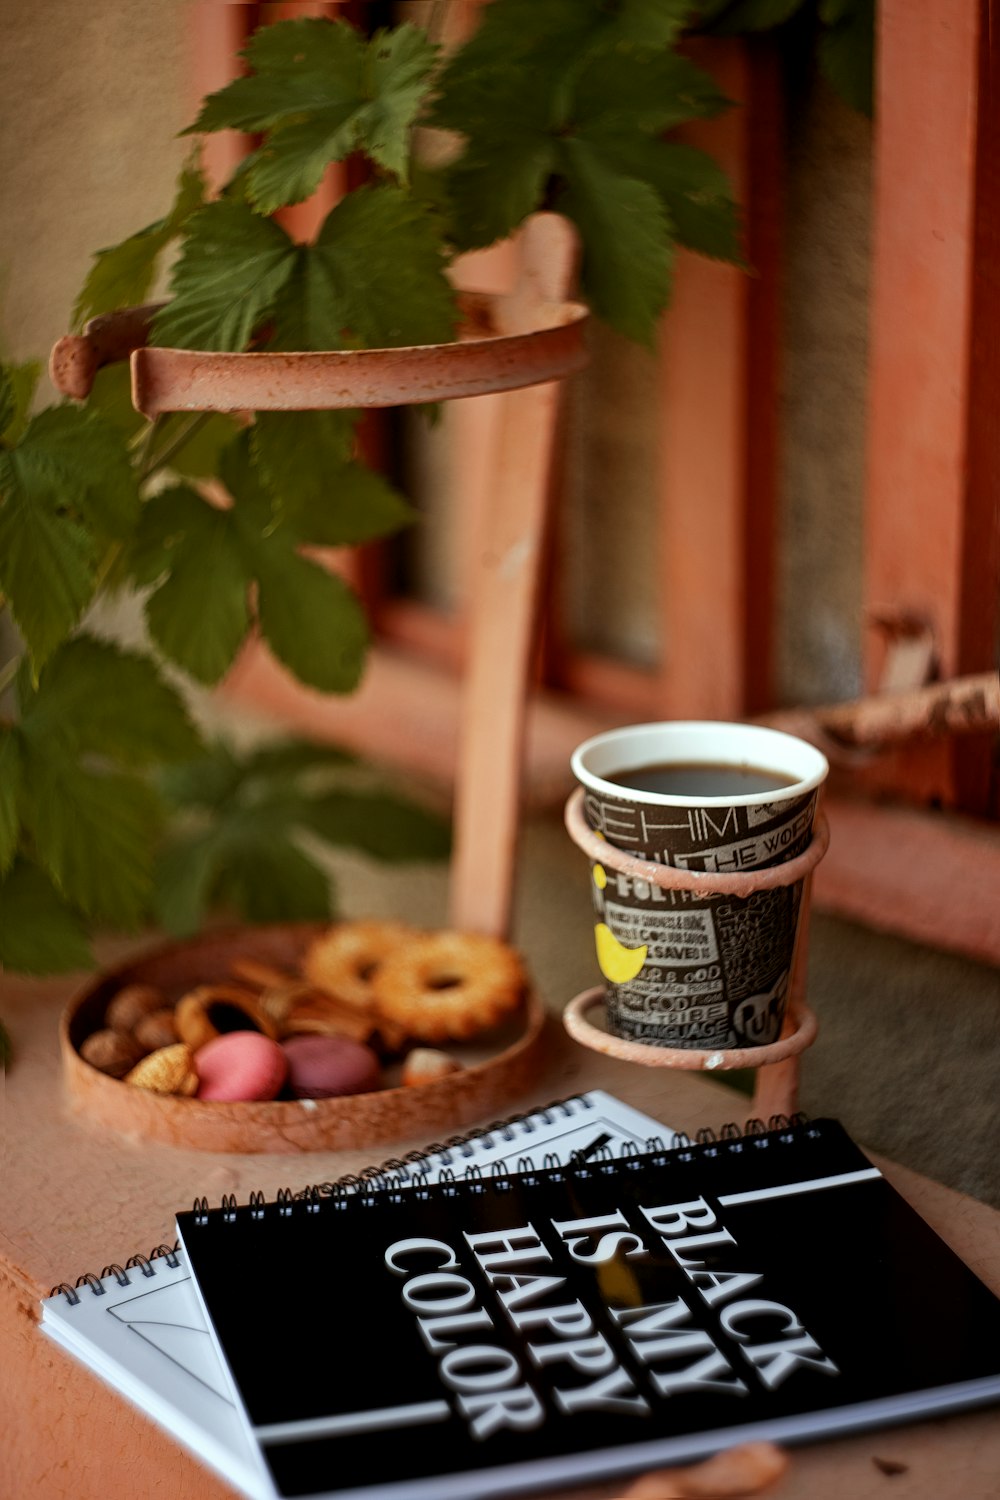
top-left (372, 932), bottom-right (527, 1042)
top-left (302, 921), bottom-right (419, 1012)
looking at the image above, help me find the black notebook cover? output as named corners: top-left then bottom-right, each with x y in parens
top-left (175, 1118), bottom-right (1000, 1500)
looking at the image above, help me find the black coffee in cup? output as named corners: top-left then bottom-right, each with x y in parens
top-left (570, 722), bottom-right (829, 1049)
top-left (607, 762), bottom-right (799, 799)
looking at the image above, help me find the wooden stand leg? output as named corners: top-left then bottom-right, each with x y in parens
top-left (449, 216), bottom-right (577, 939)
top-left (752, 1056), bottom-right (801, 1120)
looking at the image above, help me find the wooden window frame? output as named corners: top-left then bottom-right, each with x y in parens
top-left (195, 1), bottom-right (1000, 965)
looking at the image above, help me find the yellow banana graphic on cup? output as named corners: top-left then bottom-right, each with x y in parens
top-left (592, 861), bottom-right (648, 981)
top-left (594, 922), bottom-right (648, 983)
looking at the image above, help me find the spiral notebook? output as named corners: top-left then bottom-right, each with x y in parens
top-left (41, 1089), bottom-right (672, 1500)
top-left (176, 1116), bottom-right (1000, 1500)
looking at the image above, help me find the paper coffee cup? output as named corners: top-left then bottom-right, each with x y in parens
top-left (571, 722), bottom-right (828, 1050)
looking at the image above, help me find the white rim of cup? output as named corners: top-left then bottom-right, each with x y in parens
top-left (570, 720), bottom-right (829, 807)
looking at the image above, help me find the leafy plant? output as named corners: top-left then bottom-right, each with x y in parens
top-left (155, 739), bottom-right (450, 938)
top-left (0, 0), bottom-right (872, 986)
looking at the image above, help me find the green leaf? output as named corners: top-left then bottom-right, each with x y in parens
top-left (303, 789), bottom-right (451, 861)
top-left (85, 364), bottom-right (145, 442)
top-left (252, 412), bottom-right (416, 544)
top-left (0, 453), bottom-right (97, 665)
top-left (188, 17), bottom-right (367, 135)
top-left (156, 412), bottom-right (243, 480)
top-left (159, 740), bottom-right (244, 811)
top-left (188, 19), bottom-right (436, 213)
top-left (436, 27), bottom-right (727, 260)
top-left (429, 0), bottom-right (597, 120)
top-left (73, 222), bottom-right (173, 332)
top-left (24, 759), bottom-right (162, 928)
top-left (73, 152), bottom-right (205, 328)
top-left (444, 136), bottom-right (557, 251)
top-left (0, 360), bottom-right (41, 446)
top-left (139, 488), bottom-right (251, 684)
top-left (431, 4), bottom-right (702, 133)
top-left (217, 427), bottom-right (275, 517)
top-left (698, 0), bottom-right (805, 28)
top-left (819, 0), bottom-right (874, 117)
top-left (642, 144), bottom-right (742, 262)
top-left (243, 738), bottom-right (356, 780)
top-left (361, 24), bottom-right (439, 180)
top-left (431, 49), bottom-right (555, 140)
top-left (135, 438), bottom-right (372, 692)
top-left (429, 10), bottom-right (560, 251)
top-left (289, 460), bottom-right (416, 546)
top-left (253, 408), bottom-right (355, 484)
top-left (126, 482), bottom-right (209, 586)
top-left (4, 405), bottom-right (140, 538)
top-left (153, 829), bottom-right (221, 936)
top-left (157, 813), bottom-right (336, 935)
top-left (557, 144), bottom-right (674, 343)
top-left (0, 728), bottom-right (23, 876)
top-left (614, 0), bottom-right (694, 45)
top-left (0, 366), bottom-right (15, 440)
top-left (165, 150), bottom-right (207, 234)
top-left (270, 185), bottom-right (456, 352)
top-left (587, 137), bottom-right (743, 262)
top-left (21, 635), bottom-right (202, 767)
top-left (253, 546), bottom-right (369, 694)
top-left (217, 836), bottom-right (333, 924)
top-left (220, 437), bottom-right (369, 694)
top-left (154, 733), bottom-right (450, 934)
top-left (245, 117), bottom-right (361, 219)
top-left (0, 858), bottom-right (93, 975)
top-left (153, 201), bottom-right (298, 352)
top-left (160, 737), bottom-right (355, 816)
top-left (571, 43), bottom-right (731, 133)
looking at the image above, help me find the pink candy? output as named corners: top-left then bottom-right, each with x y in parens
top-left (195, 1032), bottom-right (287, 1102)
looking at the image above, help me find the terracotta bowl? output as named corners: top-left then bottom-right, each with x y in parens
top-left (60, 923), bottom-right (548, 1154)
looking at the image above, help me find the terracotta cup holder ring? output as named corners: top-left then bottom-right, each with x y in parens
top-left (562, 787), bottom-right (830, 1118)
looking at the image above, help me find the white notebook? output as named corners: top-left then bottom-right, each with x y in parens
top-left (42, 1090), bottom-right (673, 1500)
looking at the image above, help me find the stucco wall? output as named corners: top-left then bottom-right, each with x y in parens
top-left (0, 0), bottom-right (190, 385)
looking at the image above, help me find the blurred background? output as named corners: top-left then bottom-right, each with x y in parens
top-left (1, 0), bottom-right (997, 1198)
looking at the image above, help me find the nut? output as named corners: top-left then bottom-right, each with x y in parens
top-left (105, 983), bottom-right (166, 1032)
top-left (132, 1007), bottom-right (179, 1053)
top-left (401, 1048), bottom-right (462, 1087)
top-left (124, 1043), bottom-right (199, 1096)
top-left (81, 1028), bottom-right (145, 1079)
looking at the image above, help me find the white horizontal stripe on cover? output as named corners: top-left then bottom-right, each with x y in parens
top-left (718, 1167), bottom-right (882, 1207)
top-left (255, 1400), bottom-right (451, 1446)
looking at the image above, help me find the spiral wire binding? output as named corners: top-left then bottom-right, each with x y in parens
top-left (184, 1110), bottom-right (812, 1225)
top-left (309, 1091), bottom-right (599, 1196)
top-left (52, 1107), bottom-right (812, 1300)
top-left (50, 1241), bottom-right (180, 1306)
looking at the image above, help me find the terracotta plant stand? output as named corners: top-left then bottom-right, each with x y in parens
top-left (562, 787), bottom-right (829, 1120)
top-left (48, 213), bottom-right (584, 1153)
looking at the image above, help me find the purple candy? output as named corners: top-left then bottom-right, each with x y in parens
top-left (282, 1035), bottom-right (382, 1099)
